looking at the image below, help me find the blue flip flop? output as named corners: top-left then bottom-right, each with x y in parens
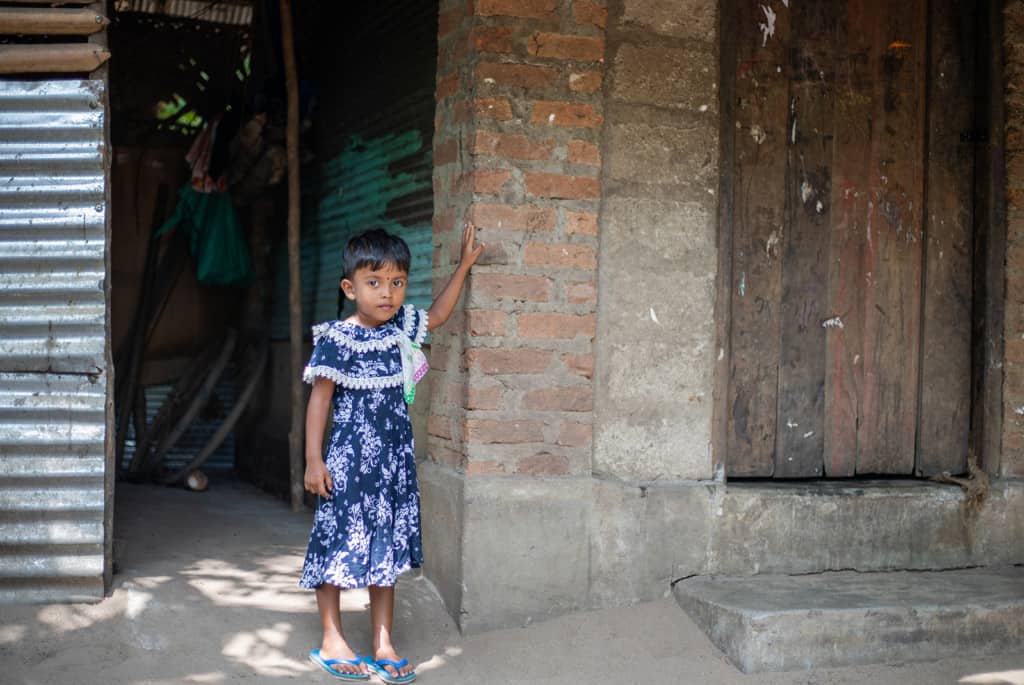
top-left (309, 648), bottom-right (370, 681)
top-left (363, 656), bottom-right (417, 684)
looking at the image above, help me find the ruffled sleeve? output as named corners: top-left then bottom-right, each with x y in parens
top-left (302, 323), bottom-right (346, 385)
top-left (390, 303), bottom-right (429, 345)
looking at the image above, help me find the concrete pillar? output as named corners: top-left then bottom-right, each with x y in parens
top-left (592, 0), bottom-right (720, 482)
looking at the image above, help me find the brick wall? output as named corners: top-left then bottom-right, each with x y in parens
top-left (431, 0), bottom-right (606, 479)
top-left (1006, 1), bottom-right (1024, 477)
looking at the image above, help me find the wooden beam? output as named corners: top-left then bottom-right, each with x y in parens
top-left (0, 8), bottom-right (108, 34)
top-left (3, 1), bottom-right (94, 5)
top-left (0, 43), bottom-right (110, 73)
top-left (280, 0), bottom-right (305, 513)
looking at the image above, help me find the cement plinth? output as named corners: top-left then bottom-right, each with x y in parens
top-left (674, 567), bottom-right (1024, 673)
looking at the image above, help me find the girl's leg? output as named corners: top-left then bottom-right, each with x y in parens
top-left (368, 584), bottom-right (415, 678)
top-left (316, 583), bottom-right (367, 675)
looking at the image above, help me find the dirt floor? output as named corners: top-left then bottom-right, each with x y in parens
top-left (1, 477), bottom-right (1023, 685)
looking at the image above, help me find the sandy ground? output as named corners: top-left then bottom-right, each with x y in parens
top-left (1, 477), bottom-right (1022, 685)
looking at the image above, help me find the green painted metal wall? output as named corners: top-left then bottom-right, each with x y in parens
top-left (273, 1), bottom-right (438, 337)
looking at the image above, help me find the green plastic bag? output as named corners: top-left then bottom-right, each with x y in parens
top-left (157, 185), bottom-right (252, 286)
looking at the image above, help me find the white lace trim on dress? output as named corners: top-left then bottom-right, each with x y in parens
top-left (320, 327), bottom-right (401, 352)
top-left (302, 365), bottom-right (404, 389)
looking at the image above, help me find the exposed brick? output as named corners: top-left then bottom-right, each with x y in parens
top-left (428, 414), bottom-right (453, 440)
top-left (1006, 366), bottom-right (1024, 395)
top-left (434, 138), bottom-right (458, 166)
top-left (475, 242), bottom-right (515, 266)
top-left (465, 418), bottom-right (546, 444)
top-left (475, 0), bottom-right (558, 19)
top-left (467, 383), bottom-right (506, 410)
top-left (433, 207), bottom-right (457, 235)
top-left (1008, 339), bottom-right (1024, 364)
top-left (473, 130), bottom-right (554, 160)
top-left (528, 33), bottom-right (605, 61)
top-left (454, 97), bottom-right (514, 123)
top-left (429, 443), bottom-right (464, 469)
top-left (471, 273), bottom-right (553, 301)
top-left (470, 203), bottom-right (556, 232)
top-left (557, 422), bottom-right (592, 448)
top-left (524, 241), bottom-right (598, 268)
top-left (525, 172), bottom-right (601, 199)
top-left (1007, 242), bottom-right (1024, 270)
top-left (1005, 430), bottom-right (1024, 451)
top-left (531, 101), bottom-right (603, 128)
top-left (466, 348), bottom-right (554, 374)
top-left (568, 139), bottom-right (601, 166)
top-left (470, 26), bottom-right (516, 54)
top-left (430, 343), bottom-right (449, 372)
top-left (442, 382), bottom-right (464, 407)
top-left (566, 279), bottom-right (597, 304)
top-left (522, 385), bottom-right (593, 412)
top-left (516, 453), bottom-right (570, 475)
top-left (458, 169), bottom-right (512, 194)
top-left (566, 210), bottom-right (600, 235)
top-left (519, 312), bottom-right (597, 339)
top-left (467, 460), bottom-right (507, 475)
top-left (438, 6), bottom-right (465, 39)
top-left (467, 309), bottom-right (508, 336)
top-left (1009, 187), bottom-right (1024, 212)
top-left (569, 71), bottom-right (603, 93)
top-left (436, 72), bottom-right (459, 101)
top-left (478, 62), bottom-right (559, 90)
top-left (573, 0), bottom-right (608, 28)
top-left (475, 97), bottom-right (515, 120)
top-left (564, 353), bottom-right (595, 378)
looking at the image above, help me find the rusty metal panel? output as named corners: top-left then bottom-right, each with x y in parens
top-left (0, 80), bottom-right (108, 604)
top-left (114, 0), bottom-right (253, 26)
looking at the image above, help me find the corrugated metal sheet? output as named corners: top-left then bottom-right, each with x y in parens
top-left (115, 0), bottom-right (254, 26)
top-left (0, 81), bottom-right (108, 604)
top-left (271, 1), bottom-right (438, 337)
top-left (122, 375), bottom-right (237, 473)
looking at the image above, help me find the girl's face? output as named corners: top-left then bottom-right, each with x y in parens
top-left (340, 262), bottom-right (408, 328)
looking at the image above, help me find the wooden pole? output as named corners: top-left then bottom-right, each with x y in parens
top-left (0, 7), bottom-right (109, 34)
top-left (280, 0), bottom-right (305, 512)
top-left (0, 44), bottom-right (110, 73)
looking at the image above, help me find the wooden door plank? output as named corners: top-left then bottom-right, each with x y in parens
top-left (727, 0), bottom-right (792, 477)
top-left (824, 0), bottom-right (878, 477)
top-left (855, 0), bottom-right (927, 474)
top-left (774, 0), bottom-right (836, 478)
top-left (917, 0), bottom-right (974, 476)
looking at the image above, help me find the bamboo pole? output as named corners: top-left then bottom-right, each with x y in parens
top-left (0, 7), bottom-right (109, 34)
top-left (0, 43), bottom-right (110, 73)
top-left (280, 0), bottom-right (305, 512)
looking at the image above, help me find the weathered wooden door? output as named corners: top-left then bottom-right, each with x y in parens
top-left (724, 0), bottom-right (977, 477)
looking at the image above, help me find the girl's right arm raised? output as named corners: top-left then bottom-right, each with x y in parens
top-left (303, 378), bottom-right (334, 497)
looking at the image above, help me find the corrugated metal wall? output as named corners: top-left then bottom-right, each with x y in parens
top-left (271, 0), bottom-right (438, 336)
top-left (0, 81), bottom-right (109, 603)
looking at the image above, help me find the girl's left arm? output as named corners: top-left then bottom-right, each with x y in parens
top-left (427, 222), bottom-right (485, 331)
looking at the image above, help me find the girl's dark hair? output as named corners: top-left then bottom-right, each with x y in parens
top-left (342, 229), bottom-right (411, 279)
top-left (337, 229), bottom-right (411, 317)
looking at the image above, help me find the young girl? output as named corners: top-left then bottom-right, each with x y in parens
top-left (301, 225), bottom-right (483, 683)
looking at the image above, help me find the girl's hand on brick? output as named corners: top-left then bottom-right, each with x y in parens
top-left (460, 222), bottom-right (485, 269)
top-left (304, 459), bottom-right (333, 498)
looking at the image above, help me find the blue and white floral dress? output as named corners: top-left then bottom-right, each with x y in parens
top-left (299, 304), bottom-right (428, 590)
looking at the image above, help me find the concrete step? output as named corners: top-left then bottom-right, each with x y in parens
top-left (673, 566), bottom-right (1024, 673)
